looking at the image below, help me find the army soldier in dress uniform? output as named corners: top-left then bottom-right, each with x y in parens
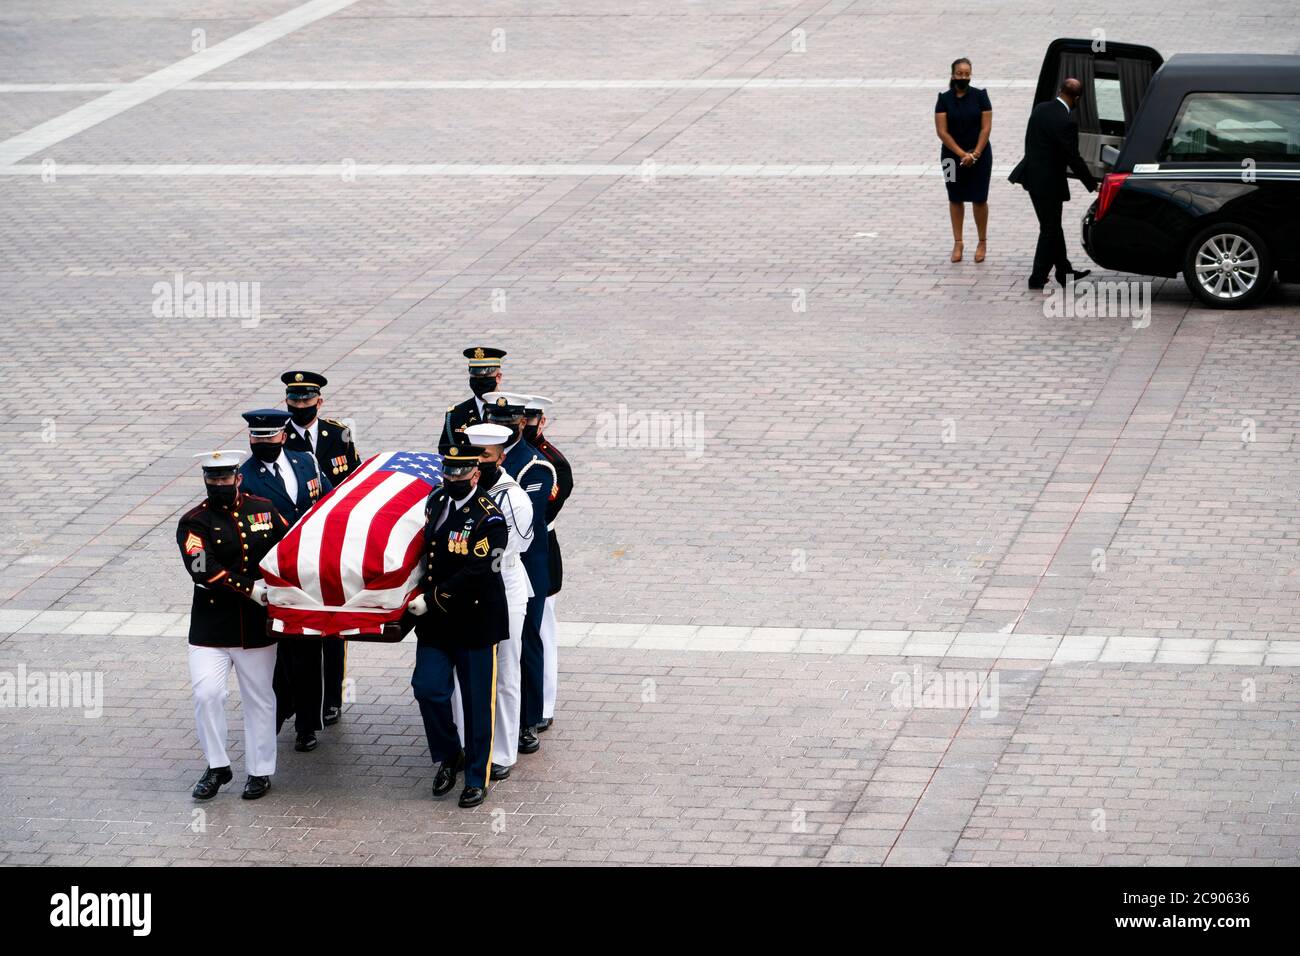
top-left (406, 443), bottom-right (510, 808)
top-left (439, 346), bottom-right (506, 454)
top-left (237, 409), bottom-right (333, 753)
top-left (464, 422), bottom-right (534, 781)
top-left (178, 450), bottom-right (291, 801)
top-left (522, 396), bottom-right (573, 732)
top-left (482, 392), bottom-right (556, 755)
top-left (281, 369), bottom-right (362, 728)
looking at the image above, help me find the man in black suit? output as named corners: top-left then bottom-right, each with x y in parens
top-left (281, 370), bottom-right (362, 727)
top-left (1010, 78), bottom-right (1098, 289)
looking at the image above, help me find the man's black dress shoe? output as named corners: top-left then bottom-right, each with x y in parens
top-left (518, 728), bottom-right (540, 754)
top-left (490, 763), bottom-right (511, 781)
top-left (295, 732), bottom-right (318, 752)
top-left (433, 751), bottom-right (464, 797)
top-left (1028, 278), bottom-right (1048, 290)
top-left (458, 786), bottom-right (485, 808)
top-left (1056, 269), bottom-right (1091, 284)
top-left (323, 706), bottom-right (340, 727)
top-left (535, 718), bottom-right (553, 733)
top-left (192, 765), bottom-right (233, 800)
top-left (242, 775), bottom-right (272, 800)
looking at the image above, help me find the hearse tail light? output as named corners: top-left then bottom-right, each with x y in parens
top-left (1096, 173), bottom-right (1130, 222)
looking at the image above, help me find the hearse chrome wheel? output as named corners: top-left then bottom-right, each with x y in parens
top-left (1193, 232), bottom-right (1260, 301)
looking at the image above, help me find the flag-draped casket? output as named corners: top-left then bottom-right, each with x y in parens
top-left (260, 451), bottom-right (442, 640)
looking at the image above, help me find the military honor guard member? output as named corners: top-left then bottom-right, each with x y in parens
top-left (440, 346), bottom-right (506, 454)
top-left (464, 423), bottom-right (535, 781)
top-left (178, 450), bottom-right (291, 801)
top-left (281, 369), bottom-right (362, 728)
top-left (522, 396), bottom-right (573, 732)
top-left (406, 443), bottom-right (510, 808)
top-left (482, 391), bottom-right (557, 754)
top-left (237, 408), bottom-right (332, 753)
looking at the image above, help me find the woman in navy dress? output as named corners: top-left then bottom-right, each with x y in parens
top-left (934, 57), bottom-right (993, 262)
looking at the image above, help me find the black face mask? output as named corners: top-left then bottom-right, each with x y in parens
top-left (477, 463), bottom-right (501, 488)
top-left (952, 78), bottom-right (970, 92)
top-left (289, 404), bottom-right (317, 427)
top-left (206, 483), bottom-right (238, 509)
top-left (250, 442), bottom-right (281, 464)
top-left (522, 424), bottom-right (540, 445)
top-left (470, 377), bottom-right (497, 398)
top-left (442, 478), bottom-right (474, 501)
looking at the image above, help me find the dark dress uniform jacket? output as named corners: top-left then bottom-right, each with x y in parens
top-left (439, 396), bottom-right (483, 455)
top-left (238, 449), bottom-right (331, 524)
top-left (285, 417), bottom-right (362, 485)
top-left (533, 436), bottom-right (573, 595)
top-left (415, 490), bottom-right (510, 651)
top-left (1009, 99), bottom-right (1098, 201)
top-left (177, 493), bottom-right (290, 649)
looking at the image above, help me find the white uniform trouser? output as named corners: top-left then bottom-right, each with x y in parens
top-left (451, 555), bottom-right (528, 767)
top-left (188, 644), bottom-right (278, 777)
top-left (541, 595), bottom-right (558, 720)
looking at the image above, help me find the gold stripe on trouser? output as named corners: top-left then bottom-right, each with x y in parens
top-left (485, 645), bottom-right (497, 790)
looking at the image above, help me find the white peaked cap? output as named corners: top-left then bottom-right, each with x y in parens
top-left (193, 450), bottom-right (245, 470)
top-left (464, 423), bottom-right (512, 446)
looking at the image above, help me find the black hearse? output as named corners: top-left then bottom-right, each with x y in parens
top-left (1035, 39), bottom-right (1300, 308)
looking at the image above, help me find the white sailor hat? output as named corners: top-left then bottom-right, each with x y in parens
top-left (465, 423), bottom-right (513, 447)
top-left (481, 392), bottom-right (531, 419)
top-left (523, 394), bottom-right (552, 415)
top-left (193, 450), bottom-right (245, 473)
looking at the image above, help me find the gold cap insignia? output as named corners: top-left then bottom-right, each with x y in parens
top-left (294, 373), bottom-right (303, 382)
top-left (496, 397), bottom-right (506, 406)
top-left (473, 347), bottom-right (485, 359)
top-left (212, 452), bottom-right (222, 459)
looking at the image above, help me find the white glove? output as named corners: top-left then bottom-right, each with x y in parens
top-left (251, 580), bottom-right (269, 606)
top-left (407, 594), bottom-right (428, 617)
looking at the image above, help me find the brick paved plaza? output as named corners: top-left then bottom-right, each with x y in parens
top-left (0, 0), bottom-right (1297, 866)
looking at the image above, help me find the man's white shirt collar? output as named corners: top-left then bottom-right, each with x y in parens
top-left (291, 418), bottom-right (318, 445)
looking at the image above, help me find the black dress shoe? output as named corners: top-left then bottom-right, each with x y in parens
top-left (1028, 278), bottom-right (1048, 290)
top-left (295, 732), bottom-right (318, 752)
top-left (242, 775), bottom-right (272, 800)
top-left (323, 706), bottom-right (340, 727)
top-left (489, 763), bottom-right (511, 781)
top-left (518, 728), bottom-right (540, 754)
top-left (191, 765), bottom-right (233, 800)
top-left (458, 786), bottom-right (485, 808)
top-left (433, 751), bottom-right (464, 797)
top-left (535, 718), bottom-right (553, 733)
top-left (1056, 268), bottom-right (1091, 284)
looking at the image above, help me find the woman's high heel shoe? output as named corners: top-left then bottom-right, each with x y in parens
top-left (950, 240), bottom-right (964, 263)
top-left (974, 239), bottom-right (986, 263)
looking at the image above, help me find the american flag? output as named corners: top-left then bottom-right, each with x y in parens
top-left (260, 451), bottom-right (442, 638)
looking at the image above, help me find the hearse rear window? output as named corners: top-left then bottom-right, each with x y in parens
top-left (1161, 92), bottom-right (1300, 163)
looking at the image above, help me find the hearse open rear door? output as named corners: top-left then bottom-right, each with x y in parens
top-left (1035, 37), bottom-right (1164, 179)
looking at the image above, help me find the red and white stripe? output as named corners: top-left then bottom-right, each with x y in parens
top-left (261, 452), bottom-right (437, 637)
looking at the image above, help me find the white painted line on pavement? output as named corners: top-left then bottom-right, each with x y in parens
top-left (0, 0), bottom-right (362, 166)
top-left (0, 78), bottom-right (1037, 93)
top-left (1, 607), bottom-right (1295, 667)
top-left (0, 162), bottom-right (1016, 178)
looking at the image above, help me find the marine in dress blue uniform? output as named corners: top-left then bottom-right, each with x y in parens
top-left (406, 443), bottom-right (511, 808)
top-left (238, 408), bottom-right (333, 752)
top-left (483, 392), bottom-right (556, 753)
top-left (439, 346), bottom-right (506, 454)
top-left (281, 370), bottom-right (362, 726)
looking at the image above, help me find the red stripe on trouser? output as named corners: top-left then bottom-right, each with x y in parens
top-left (316, 471), bottom-right (391, 607)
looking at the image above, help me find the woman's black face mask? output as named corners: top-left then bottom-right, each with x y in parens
top-left (952, 78), bottom-right (970, 91)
